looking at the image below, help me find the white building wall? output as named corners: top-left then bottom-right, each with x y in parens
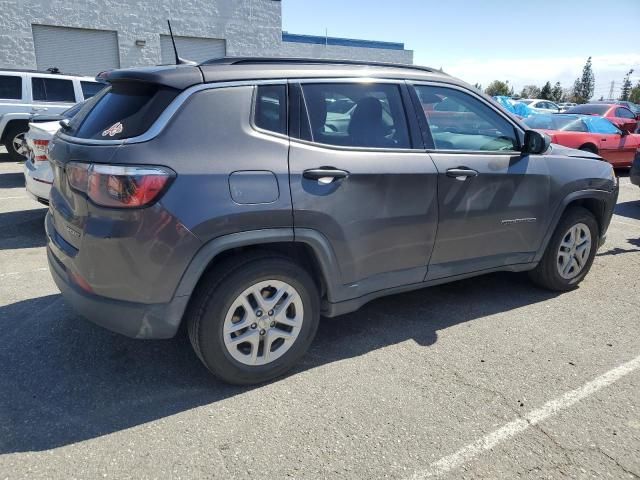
top-left (0, 0), bottom-right (283, 71)
top-left (0, 0), bottom-right (413, 72)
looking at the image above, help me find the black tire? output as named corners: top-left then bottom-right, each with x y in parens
top-left (529, 206), bottom-right (599, 291)
top-left (4, 123), bottom-right (29, 161)
top-left (186, 253), bottom-right (320, 385)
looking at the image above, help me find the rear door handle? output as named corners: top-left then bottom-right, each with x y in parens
top-left (446, 167), bottom-right (478, 180)
top-left (303, 167), bottom-right (350, 184)
top-left (32, 107), bottom-right (48, 112)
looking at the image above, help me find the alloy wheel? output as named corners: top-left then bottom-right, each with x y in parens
top-left (12, 133), bottom-right (28, 158)
top-left (222, 279), bottom-right (304, 366)
top-left (556, 223), bottom-right (592, 280)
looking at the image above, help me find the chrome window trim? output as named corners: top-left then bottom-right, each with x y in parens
top-left (408, 80), bottom-right (526, 154)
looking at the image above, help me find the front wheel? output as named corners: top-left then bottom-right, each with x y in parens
top-left (529, 206), bottom-right (599, 291)
top-left (186, 254), bottom-right (320, 385)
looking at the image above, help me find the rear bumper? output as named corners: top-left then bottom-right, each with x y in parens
top-left (23, 160), bottom-right (52, 203)
top-left (46, 212), bottom-right (189, 339)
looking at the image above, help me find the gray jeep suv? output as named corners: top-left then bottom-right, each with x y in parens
top-left (46, 58), bottom-right (618, 384)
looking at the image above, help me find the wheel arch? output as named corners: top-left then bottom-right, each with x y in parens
top-left (578, 143), bottom-right (598, 154)
top-left (534, 190), bottom-right (612, 263)
top-left (171, 228), bottom-right (341, 329)
top-left (0, 116), bottom-right (30, 144)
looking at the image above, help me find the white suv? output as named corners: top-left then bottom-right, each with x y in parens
top-left (0, 69), bottom-right (104, 160)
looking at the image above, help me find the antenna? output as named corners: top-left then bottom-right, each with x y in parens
top-left (166, 20), bottom-right (197, 65)
top-left (167, 20), bottom-right (179, 65)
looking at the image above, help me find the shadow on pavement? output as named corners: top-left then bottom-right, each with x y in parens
top-left (614, 200), bottom-right (640, 221)
top-left (0, 208), bottom-right (47, 250)
top-left (0, 171), bottom-right (25, 189)
top-left (597, 237), bottom-right (640, 257)
top-left (0, 271), bottom-right (558, 453)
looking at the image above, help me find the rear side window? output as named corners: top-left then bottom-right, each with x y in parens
top-left (70, 82), bottom-right (179, 140)
top-left (0, 75), bottom-right (22, 100)
top-left (31, 77), bottom-right (75, 102)
top-left (301, 83), bottom-right (410, 149)
top-left (616, 107), bottom-right (635, 119)
top-left (254, 85), bottom-right (287, 135)
top-left (81, 81), bottom-right (106, 99)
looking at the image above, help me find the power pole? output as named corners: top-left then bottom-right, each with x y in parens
top-left (607, 81), bottom-right (615, 101)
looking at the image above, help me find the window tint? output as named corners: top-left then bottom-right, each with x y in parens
top-left (70, 82), bottom-right (179, 140)
top-left (523, 114), bottom-right (587, 132)
top-left (81, 81), bottom-right (106, 99)
top-left (616, 107), bottom-right (635, 119)
top-left (414, 85), bottom-right (518, 151)
top-left (31, 77), bottom-right (76, 102)
top-left (254, 85), bottom-right (287, 135)
top-left (0, 75), bottom-right (22, 100)
top-left (301, 83), bottom-right (410, 149)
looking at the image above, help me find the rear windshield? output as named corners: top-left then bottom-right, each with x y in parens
top-left (68, 82), bottom-right (179, 140)
top-left (564, 104), bottom-right (610, 115)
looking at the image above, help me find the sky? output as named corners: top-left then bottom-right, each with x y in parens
top-left (282, 0), bottom-right (640, 99)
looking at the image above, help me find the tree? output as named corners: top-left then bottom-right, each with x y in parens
top-left (620, 69), bottom-right (634, 101)
top-left (519, 84), bottom-right (541, 99)
top-left (571, 57), bottom-right (595, 103)
top-left (551, 82), bottom-right (563, 102)
top-left (540, 81), bottom-right (553, 100)
top-left (485, 80), bottom-right (512, 97)
top-left (629, 81), bottom-right (640, 104)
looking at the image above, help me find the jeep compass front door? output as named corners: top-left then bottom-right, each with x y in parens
top-left (411, 83), bottom-right (551, 280)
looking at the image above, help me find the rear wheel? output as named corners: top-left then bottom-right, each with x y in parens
top-left (529, 207), bottom-right (599, 291)
top-left (186, 254), bottom-right (320, 385)
top-left (4, 124), bottom-right (29, 161)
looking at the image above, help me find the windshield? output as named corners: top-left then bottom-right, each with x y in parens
top-left (523, 114), bottom-right (587, 132)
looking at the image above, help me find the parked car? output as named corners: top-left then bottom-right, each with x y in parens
top-left (631, 152), bottom-right (640, 188)
top-left (23, 101), bottom-right (85, 204)
top-left (593, 100), bottom-right (640, 115)
top-left (563, 103), bottom-right (639, 134)
top-left (523, 114), bottom-right (640, 167)
top-left (46, 58), bottom-right (618, 384)
top-left (518, 99), bottom-right (561, 113)
top-left (558, 102), bottom-right (577, 112)
top-left (0, 69), bottom-right (104, 160)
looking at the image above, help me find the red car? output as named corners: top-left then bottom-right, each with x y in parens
top-left (523, 114), bottom-right (640, 167)
top-left (563, 103), bottom-right (639, 133)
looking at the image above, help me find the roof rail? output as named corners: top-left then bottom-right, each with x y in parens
top-left (200, 57), bottom-right (440, 74)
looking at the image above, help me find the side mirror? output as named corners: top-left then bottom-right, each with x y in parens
top-left (521, 129), bottom-right (551, 155)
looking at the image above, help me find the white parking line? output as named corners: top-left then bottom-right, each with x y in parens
top-left (612, 219), bottom-right (640, 229)
top-left (409, 354), bottom-right (640, 479)
top-left (0, 195), bottom-right (28, 200)
top-left (0, 267), bottom-right (48, 278)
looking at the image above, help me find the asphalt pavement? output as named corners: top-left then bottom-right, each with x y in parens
top-left (0, 148), bottom-right (638, 479)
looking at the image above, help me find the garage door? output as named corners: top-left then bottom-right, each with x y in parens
top-left (32, 25), bottom-right (120, 77)
top-left (160, 35), bottom-right (226, 64)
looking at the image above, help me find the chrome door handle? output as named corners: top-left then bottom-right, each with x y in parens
top-left (446, 167), bottom-right (478, 181)
top-left (303, 168), bottom-right (350, 184)
top-left (32, 107), bottom-right (48, 112)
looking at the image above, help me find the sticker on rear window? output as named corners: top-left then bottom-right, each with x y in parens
top-left (102, 122), bottom-right (123, 137)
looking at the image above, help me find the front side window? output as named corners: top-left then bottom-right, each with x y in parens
top-left (414, 85), bottom-right (518, 152)
top-left (254, 84), bottom-right (287, 135)
top-left (301, 83), bottom-right (410, 149)
top-left (0, 75), bottom-right (22, 100)
top-left (31, 77), bottom-right (75, 102)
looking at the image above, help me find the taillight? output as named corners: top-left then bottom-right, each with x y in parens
top-left (66, 162), bottom-right (174, 208)
top-left (33, 139), bottom-right (50, 161)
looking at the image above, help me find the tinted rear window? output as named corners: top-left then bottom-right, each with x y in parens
top-left (0, 75), bottom-right (22, 99)
top-left (70, 82), bottom-right (179, 140)
top-left (564, 104), bottom-right (610, 115)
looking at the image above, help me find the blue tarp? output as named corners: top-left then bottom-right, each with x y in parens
top-left (493, 96), bottom-right (535, 118)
